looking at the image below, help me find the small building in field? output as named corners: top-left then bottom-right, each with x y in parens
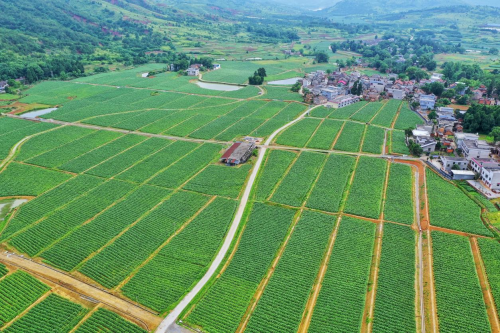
top-left (220, 142), bottom-right (256, 166)
top-left (213, 64), bottom-right (221, 70)
top-left (440, 156), bottom-right (468, 172)
top-left (451, 170), bottom-right (476, 180)
top-left (187, 67), bottom-right (200, 76)
top-left (331, 94), bottom-right (360, 109)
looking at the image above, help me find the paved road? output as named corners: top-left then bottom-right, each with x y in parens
top-left (155, 106), bottom-right (316, 333)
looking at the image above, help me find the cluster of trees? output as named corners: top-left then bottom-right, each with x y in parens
top-left (463, 104), bottom-right (500, 134)
top-left (249, 68), bottom-right (267, 85)
top-left (330, 33), bottom-right (468, 75)
top-left (246, 25), bottom-right (299, 43)
top-left (351, 80), bottom-right (363, 95)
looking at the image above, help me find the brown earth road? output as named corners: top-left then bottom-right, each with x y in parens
top-left (470, 237), bottom-right (500, 332)
top-left (429, 225), bottom-right (494, 239)
top-left (0, 251), bottom-right (162, 331)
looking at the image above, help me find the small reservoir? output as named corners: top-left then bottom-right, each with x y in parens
top-left (196, 82), bottom-right (243, 91)
top-left (20, 108), bottom-right (58, 119)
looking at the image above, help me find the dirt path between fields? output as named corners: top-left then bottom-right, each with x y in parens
top-left (0, 251), bottom-right (162, 331)
top-left (470, 237), bottom-right (500, 332)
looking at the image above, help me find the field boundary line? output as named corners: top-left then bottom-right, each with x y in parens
top-left (154, 104), bottom-right (316, 333)
top-left (68, 304), bottom-right (101, 333)
top-left (390, 101), bottom-right (404, 130)
top-left (0, 290), bottom-right (52, 330)
top-left (266, 151), bottom-right (301, 202)
top-left (329, 121), bottom-right (346, 150)
top-left (297, 214), bottom-right (342, 333)
top-left (115, 196), bottom-right (217, 291)
top-left (358, 124), bottom-right (369, 153)
top-left (235, 209), bottom-right (302, 333)
top-left (303, 118), bottom-right (326, 148)
top-left (368, 100), bottom-right (387, 124)
top-left (249, 102), bottom-right (289, 137)
top-left (347, 101), bottom-right (369, 120)
top-left (470, 237), bottom-right (500, 332)
top-left (71, 190), bottom-right (177, 272)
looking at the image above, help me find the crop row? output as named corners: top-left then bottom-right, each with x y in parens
top-left (9, 180), bottom-right (135, 257)
top-left (372, 223), bottom-right (416, 332)
top-left (79, 191), bottom-right (210, 288)
top-left (254, 150), bottom-right (298, 201)
top-left (0, 271), bottom-right (50, 327)
top-left (333, 121), bottom-right (365, 152)
top-left (306, 119), bottom-right (344, 150)
top-left (345, 157), bottom-right (387, 219)
top-left (183, 164), bottom-right (251, 199)
top-left (0, 162), bottom-right (72, 197)
top-left (361, 126), bottom-right (385, 154)
top-left (40, 185), bottom-right (170, 271)
top-left (116, 140), bottom-right (199, 184)
top-left (309, 216), bottom-right (376, 332)
top-left (1, 175), bottom-right (104, 242)
top-left (431, 231), bottom-right (490, 332)
top-left (26, 131), bottom-right (121, 169)
top-left (383, 163), bottom-right (414, 224)
top-left (245, 211), bottom-right (335, 332)
top-left (59, 135), bottom-right (146, 173)
top-left (394, 104), bottom-right (424, 130)
top-left (86, 138), bottom-right (171, 178)
top-left (75, 308), bottom-right (147, 333)
top-left (16, 126), bottom-right (92, 162)
top-left (390, 130), bottom-right (409, 154)
top-left (148, 143), bottom-right (222, 189)
top-left (4, 293), bottom-right (87, 333)
top-left (274, 118), bottom-right (322, 148)
top-left (139, 111), bottom-right (193, 134)
top-left (426, 170), bottom-right (491, 236)
top-left (351, 102), bottom-right (384, 123)
top-left (215, 117), bottom-right (266, 141)
top-left (306, 154), bottom-right (356, 213)
top-left (185, 203), bottom-right (296, 333)
top-left (371, 99), bottom-right (401, 127)
top-left (477, 238), bottom-right (500, 316)
top-left (271, 152), bottom-right (326, 207)
top-left (122, 197), bottom-right (237, 313)
top-left (0, 121), bottom-right (58, 160)
top-left (329, 101), bottom-right (367, 120)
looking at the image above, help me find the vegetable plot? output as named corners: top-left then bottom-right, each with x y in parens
top-left (383, 163), bottom-right (414, 224)
top-left (75, 308), bottom-right (147, 333)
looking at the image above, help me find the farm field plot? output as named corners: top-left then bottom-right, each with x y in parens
top-left (390, 130), bottom-right (409, 154)
top-left (3, 293), bottom-right (88, 333)
top-left (333, 121), bottom-right (365, 152)
top-left (310, 106), bottom-right (332, 118)
top-left (78, 191), bottom-right (211, 288)
top-left (274, 118), bottom-right (321, 148)
top-left (426, 170), bottom-right (492, 236)
top-left (361, 126), bottom-right (385, 154)
top-left (183, 164), bottom-right (251, 199)
top-left (384, 163), bottom-right (414, 224)
top-left (0, 120), bottom-right (59, 159)
top-left (0, 271), bottom-right (50, 327)
top-left (0, 162), bottom-right (72, 197)
top-left (432, 232), bottom-right (491, 332)
top-left (74, 308), bottom-right (147, 333)
top-left (245, 211), bottom-right (335, 333)
top-left (308, 216), bottom-right (376, 333)
top-left (306, 119), bottom-right (344, 150)
top-left (254, 149), bottom-right (298, 201)
top-left (372, 223), bottom-right (416, 332)
top-left (394, 104), bottom-right (424, 130)
top-left (328, 101), bottom-right (367, 120)
top-left (350, 102), bottom-right (384, 123)
top-left (184, 203), bottom-right (296, 333)
top-left (20, 81), bottom-right (114, 105)
top-left (371, 99), bottom-right (401, 127)
top-left (258, 86), bottom-right (303, 101)
top-left (270, 152), bottom-right (326, 207)
top-left (306, 154), bottom-right (356, 213)
top-left (478, 238), bottom-right (500, 315)
top-left (121, 197), bottom-right (236, 313)
top-left (344, 157), bottom-right (387, 219)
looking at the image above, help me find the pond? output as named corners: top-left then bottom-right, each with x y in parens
top-left (20, 108), bottom-right (58, 119)
top-left (267, 77), bottom-right (302, 85)
top-left (0, 199), bottom-right (27, 222)
top-left (196, 81), bottom-right (243, 91)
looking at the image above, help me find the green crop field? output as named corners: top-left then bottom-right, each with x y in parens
top-left (390, 130), bottom-right (409, 154)
top-left (361, 126), bottom-right (385, 154)
top-left (427, 170), bottom-right (492, 236)
top-left (308, 216), bottom-right (376, 333)
top-left (350, 102), bottom-right (384, 123)
top-left (274, 118), bottom-right (321, 147)
top-left (306, 119), bottom-right (344, 150)
top-left (384, 163), bottom-right (414, 224)
top-left (432, 232), bottom-right (490, 332)
top-left (477, 238), bottom-right (500, 316)
top-left (394, 104), bottom-right (424, 130)
top-left (371, 99), bottom-right (401, 128)
top-left (333, 121), bottom-right (365, 152)
top-left (254, 149), bottom-right (298, 201)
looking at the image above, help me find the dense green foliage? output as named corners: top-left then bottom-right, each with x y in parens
top-left (384, 163), bottom-right (414, 224)
top-left (373, 223), bottom-right (415, 332)
top-left (477, 238), bottom-right (500, 316)
top-left (254, 150), bottom-right (297, 201)
top-left (432, 232), bottom-right (490, 332)
top-left (75, 308), bottom-right (147, 333)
